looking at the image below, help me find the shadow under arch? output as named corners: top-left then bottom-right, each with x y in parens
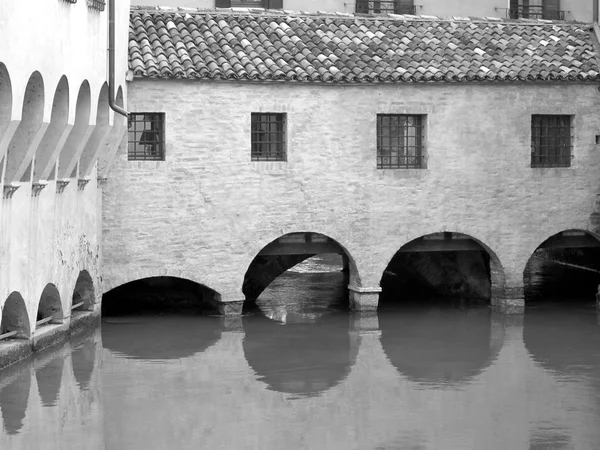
top-left (36, 283), bottom-right (63, 325)
top-left (33, 74), bottom-right (69, 181)
top-left (71, 270), bottom-right (95, 315)
top-left (380, 307), bottom-right (502, 388)
top-left (0, 62), bottom-right (13, 137)
top-left (58, 80), bottom-right (91, 179)
top-left (0, 367), bottom-right (32, 435)
top-left (523, 229), bottom-right (600, 304)
top-left (242, 312), bottom-right (357, 397)
top-left (79, 82), bottom-right (109, 177)
top-left (35, 354), bottom-right (64, 407)
top-left (4, 70), bottom-right (45, 183)
top-left (242, 231), bottom-right (358, 301)
top-left (1, 291), bottom-right (31, 338)
top-left (97, 85), bottom-right (125, 178)
top-left (379, 232), bottom-right (504, 306)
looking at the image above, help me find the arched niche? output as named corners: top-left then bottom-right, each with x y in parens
top-left (71, 270), bottom-right (95, 317)
top-left (242, 313), bottom-right (356, 397)
top-left (379, 232), bottom-right (503, 306)
top-left (33, 75), bottom-right (70, 181)
top-left (35, 355), bottom-right (64, 407)
top-left (1, 291), bottom-right (31, 339)
top-left (242, 232), bottom-right (357, 301)
top-left (58, 80), bottom-right (91, 179)
top-left (0, 369), bottom-right (31, 435)
top-left (36, 283), bottom-right (64, 326)
top-left (79, 82), bottom-right (110, 177)
top-left (523, 229), bottom-right (600, 304)
top-left (4, 71), bottom-right (45, 183)
top-left (380, 307), bottom-right (500, 388)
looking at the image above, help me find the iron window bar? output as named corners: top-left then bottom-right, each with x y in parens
top-left (377, 114), bottom-right (424, 169)
top-left (128, 113), bottom-right (166, 161)
top-left (355, 1), bottom-right (417, 14)
top-left (531, 115), bottom-right (572, 168)
top-left (251, 113), bottom-right (286, 162)
top-left (87, 0), bottom-right (106, 11)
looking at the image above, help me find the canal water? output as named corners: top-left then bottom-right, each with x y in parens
top-left (1, 254), bottom-right (600, 449)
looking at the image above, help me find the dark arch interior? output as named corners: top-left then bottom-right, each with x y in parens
top-left (101, 277), bottom-right (217, 316)
top-left (380, 233), bottom-right (492, 307)
top-left (1, 292), bottom-right (31, 338)
top-left (72, 270), bottom-right (95, 311)
top-left (524, 231), bottom-right (600, 306)
top-left (380, 307), bottom-right (500, 387)
top-left (37, 284), bottom-right (63, 323)
top-left (242, 313), bottom-right (356, 397)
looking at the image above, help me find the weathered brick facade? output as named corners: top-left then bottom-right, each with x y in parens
top-left (103, 80), bottom-right (600, 309)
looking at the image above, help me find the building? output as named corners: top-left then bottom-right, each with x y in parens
top-left (0, 0), bottom-right (130, 369)
top-left (102, 7), bottom-right (600, 315)
top-left (130, 0), bottom-right (595, 22)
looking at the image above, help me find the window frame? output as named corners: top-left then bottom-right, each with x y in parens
top-left (376, 114), bottom-right (425, 169)
top-left (530, 114), bottom-right (573, 168)
top-left (127, 112), bottom-right (166, 162)
top-left (250, 112), bottom-right (287, 162)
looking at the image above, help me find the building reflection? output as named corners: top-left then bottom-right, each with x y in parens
top-left (242, 312), bottom-right (357, 397)
top-left (0, 366), bottom-right (31, 435)
top-left (100, 316), bottom-right (223, 361)
top-left (34, 353), bottom-right (64, 407)
top-left (379, 307), bottom-right (500, 387)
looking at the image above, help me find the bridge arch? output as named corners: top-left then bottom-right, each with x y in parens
top-left (1, 291), bottom-right (31, 339)
top-left (36, 283), bottom-right (63, 327)
top-left (379, 230), bottom-right (505, 306)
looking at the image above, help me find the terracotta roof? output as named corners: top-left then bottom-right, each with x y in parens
top-left (129, 6), bottom-right (600, 83)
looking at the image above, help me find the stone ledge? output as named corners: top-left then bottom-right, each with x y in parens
top-left (32, 323), bottom-right (68, 352)
top-left (69, 310), bottom-right (101, 337)
top-left (0, 339), bottom-right (33, 371)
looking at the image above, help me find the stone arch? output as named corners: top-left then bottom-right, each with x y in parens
top-left (71, 270), bottom-right (95, 315)
top-left (379, 230), bottom-right (505, 305)
top-left (243, 231), bottom-right (361, 301)
top-left (4, 70), bottom-right (45, 183)
top-left (58, 80), bottom-right (91, 179)
top-left (33, 75), bottom-right (70, 181)
top-left (1, 292), bottom-right (31, 338)
top-left (523, 229), bottom-right (600, 303)
top-left (79, 82), bottom-right (110, 177)
top-left (242, 313), bottom-right (357, 396)
top-left (36, 283), bottom-right (64, 326)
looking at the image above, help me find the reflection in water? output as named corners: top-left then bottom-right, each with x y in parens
top-left (379, 307), bottom-right (499, 387)
top-left (243, 313), bottom-right (355, 397)
top-left (35, 355), bottom-right (64, 407)
top-left (72, 339), bottom-right (97, 391)
top-left (0, 368), bottom-right (31, 435)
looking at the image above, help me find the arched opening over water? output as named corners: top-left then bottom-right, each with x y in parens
top-left (1, 292), bottom-right (31, 339)
top-left (35, 354), bottom-right (64, 407)
top-left (101, 276), bottom-right (218, 316)
top-left (242, 313), bottom-right (356, 397)
top-left (380, 308), bottom-right (502, 387)
top-left (36, 283), bottom-right (63, 329)
top-left (380, 232), bottom-right (501, 308)
top-left (243, 232), bottom-right (356, 320)
top-left (71, 270), bottom-right (95, 319)
top-left (523, 230), bottom-right (600, 306)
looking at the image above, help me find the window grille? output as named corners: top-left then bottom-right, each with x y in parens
top-left (87, 0), bottom-right (106, 11)
top-left (356, 0), bottom-right (415, 14)
top-left (128, 113), bottom-right (165, 161)
top-left (251, 113), bottom-right (286, 161)
top-left (377, 114), bottom-right (424, 169)
top-left (508, 0), bottom-right (564, 20)
top-left (531, 115), bottom-right (572, 168)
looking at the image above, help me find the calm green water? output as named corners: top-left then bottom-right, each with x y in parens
top-left (1, 255), bottom-right (600, 449)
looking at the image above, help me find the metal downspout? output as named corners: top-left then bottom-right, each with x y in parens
top-left (108, 0), bottom-right (128, 117)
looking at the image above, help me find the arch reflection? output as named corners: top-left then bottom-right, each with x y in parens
top-left (35, 355), bottom-right (64, 407)
top-left (524, 309), bottom-right (600, 378)
top-left (0, 368), bottom-right (31, 435)
top-left (101, 316), bottom-right (223, 361)
top-left (72, 337), bottom-right (97, 391)
top-left (242, 313), bottom-right (356, 397)
top-left (380, 308), bottom-right (500, 387)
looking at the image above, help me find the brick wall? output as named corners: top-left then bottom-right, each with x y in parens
top-left (103, 80), bottom-right (600, 301)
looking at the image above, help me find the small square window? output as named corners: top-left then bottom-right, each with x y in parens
top-left (128, 113), bottom-right (165, 161)
top-left (251, 113), bottom-right (286, 161)
top-left (531, 115), bottom-right (572, 168)
top-left (377, 114), bottom-right (425, 169)
top-left (87, 0), bottom-right (105, 11)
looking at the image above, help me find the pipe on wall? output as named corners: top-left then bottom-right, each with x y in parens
top-left (108, 0), bottom-right (128, 117)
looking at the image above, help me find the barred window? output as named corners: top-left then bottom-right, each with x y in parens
top-left (531, 115), bottom-right (572, 168)
top-left (128, 113), bottom-right (165, 161)
top-left (251, 113), bottom-right (286, 161)
top-left (356, 0), bottom-right (415, 14)
top-left (87, 0), bottom-right (105, 11)
top-left (377, 114), bottom-right (424, 169)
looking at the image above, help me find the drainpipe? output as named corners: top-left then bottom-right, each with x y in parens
top-left (108, 0), bottom-right (128, 117)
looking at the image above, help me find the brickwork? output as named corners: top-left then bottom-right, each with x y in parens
top-left (103, 80), bottom-right (600, 309)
